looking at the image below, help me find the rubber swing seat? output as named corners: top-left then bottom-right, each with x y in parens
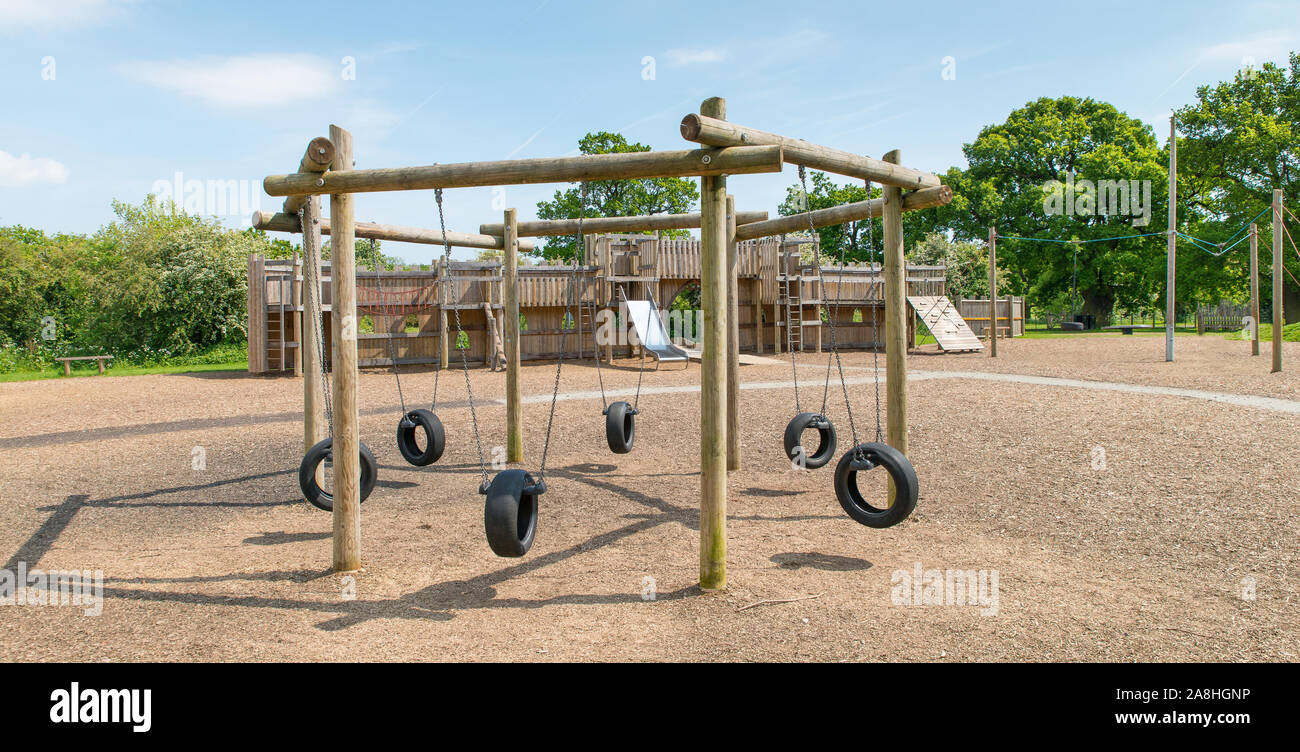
top-left (396, 408), bottom-right (445, 466)
top-left (298, 437), bottom-right (378, 512)
top-left (604, 401), bottom-right (637, 454)
top-left (783, 412), bottom-right (837, 469)
top-left (833, 442), bottom-right (918, 528)
top-left (481, 469), bottom-right (545, 557)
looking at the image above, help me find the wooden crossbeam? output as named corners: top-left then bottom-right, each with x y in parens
top-left (282, 137), bottom-right (334, 215)
top-left (478, 210), bottom-right (769, 237)
top-left (251, 211), bottom-right (537, 252)
top-left (733, 185), bottom-right (952, 241)
top-left (264, 145), bottom-right (784, 197)
top-left (680, 114), bottom-right (941, 189)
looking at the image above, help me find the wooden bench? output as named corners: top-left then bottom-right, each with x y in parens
top-left (1102, 324), bottom-right (1154, 336)
top-left (54, 355), bottom-right (114, 376)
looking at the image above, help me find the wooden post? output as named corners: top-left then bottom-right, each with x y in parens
top-left (329, 124), bottom-right (361, 573)
top-left (291, 252), bottom-right (303, 375)
top-left (726, 194), bottom-right (741, 472)
top-left (988, 227), bottom-right (998, 357)
top-left (882, 150), bottom-right (908, 504)
top-left (302, 196), bottom-right (326, 463)
top-left (699, 96), bottom-right (727, 591)
top-left (1273, 189), bottom-right (1284, 373)
top-left (1250, 223), bottom-right (1260, 356)
top-left (504, 208), bottom-right (523, 463)
top-left (1166, 116), bottom-right (1177, 362)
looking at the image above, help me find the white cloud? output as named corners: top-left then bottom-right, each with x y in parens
top-left (0, 151), bottom-right (69, 187)
top-left (118, 54), bottom-right (340, 108)
top-left (664, 47), bottom-right (727, 67)
top-left (0, 0), bottom-right (133, 30)
top-left (1199, 31), bottom-right (1296, 63)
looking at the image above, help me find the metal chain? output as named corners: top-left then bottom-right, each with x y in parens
top-left (300, 206), bottom-right (333, 437)
top-left (798, 166), bottom-right (858, 445)
top-left (783, 231), bottom-right (801, 413)
top-left (435, 188), bottom-right (489, 487)
top-left (371, 238), bottom-right (408, 416)
top-left (539, 182), bottom-right (588, 479)
top-left (866, 178), bottom-right (882, 443)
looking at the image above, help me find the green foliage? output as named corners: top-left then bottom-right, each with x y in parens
top-left (908, 233), bottom-right (1009, 301)
top-left (776, 172), bottom-right (933, 262)
top-left (536, 132), bottom-right (699, 261)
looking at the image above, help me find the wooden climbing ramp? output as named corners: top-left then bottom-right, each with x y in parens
top-left (907, 295), bottom-right (983, 352)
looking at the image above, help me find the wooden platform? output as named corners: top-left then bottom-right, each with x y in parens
top-left (908, 295), bottom-right (984, 352)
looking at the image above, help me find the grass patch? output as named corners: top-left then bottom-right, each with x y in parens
top-left (0, 341), bottom-right (248, 382)
top-left (1222, 322), bottom-right (1300, 343)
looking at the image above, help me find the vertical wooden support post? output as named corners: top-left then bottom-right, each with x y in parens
top-left (1273, 189), bottom-right (1284, 373)
top-left (504, 208), bottom-right (523, 462)
top-left (699, 96), bottom-right (727, 590)
top-left (988, 227), bottom-right (998, 357)
top-left (726, 194), bottom-right (741, 472)
top-left (1166, 116), bottom-right (1177, 362)
top-left (882, 150), bottom-right (908, 504)
top-left (302, 196), bottom-right (326, 461)
top-left (329, 124), bottom-right (361, 573)
top-left (292, 252), bottom-right (303, 375)
top-left (1250, 223), bottom-right (1260, 356)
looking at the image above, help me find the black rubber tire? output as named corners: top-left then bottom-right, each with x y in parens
top-left (783, 412), bottom-right (837, 469)
top-left (483, 469), bottom-right (541, 557)
top-left (298, 438), bottom-right (378, 512)
top-left (604, 401), bottom-right (636, 454)
top-left (833, 442), bottom-right (918, 528)
top-left (396, 408), bottom-right (444, 466)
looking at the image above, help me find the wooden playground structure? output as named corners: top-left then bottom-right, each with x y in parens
top-left (256, 98), bottom-right (954, 588)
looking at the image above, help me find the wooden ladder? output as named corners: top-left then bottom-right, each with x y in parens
top-left (781, 275), bottom-right (803, 353)
top-left (578, 300), bottom-right (597, 359)
top-left (483, 302), bottom-right (506, 371)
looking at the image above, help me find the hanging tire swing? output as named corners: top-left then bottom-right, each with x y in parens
top-left (791, 167), bottom-right (918, 528)
top-left (834, 442), bottom-right (917, 528)
top-left (298, 437), bottom-right (379, 512)
top-left (783, 412), bottom-right (837, 469)
top-left (604, 401), bottom-right (636, 454)
top-left (481, 469), bottom-right (544, 557)
top-left (396, 408), bottom-right (445, 466)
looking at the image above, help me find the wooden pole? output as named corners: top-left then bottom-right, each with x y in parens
top-left (1273, 189), bottom-right (1284, 373)
top-left (734, 185), bottom-right (952, 241)
top-left (699, 96), bottom-right (728, 591)
top-left (726, 194), bottom-right (741, 472)
top-left (266, 146), bottom-right (784, 197)
top-left (302, 196), bottom-right (326, 462)
top-left (679, 114), bottom-right (942, 189)
top-left (882, 150), bottom-right (908, 504)
top-left (253, 211), bottom-right (537, 252)
top-left (1250, 223), bottom-right (1260, 356)
top-left (988, 227), bottom-right (998, 357)
top-left (479, 210), bottom-right (768, 237)
top-left (329, 124), bottom-right (361, 573)
top-left (504, 208), bottom-right (523, 463)
top-left (1166, 116), bottom-right (1177, 362)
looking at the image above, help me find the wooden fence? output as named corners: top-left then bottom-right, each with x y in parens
top-left (958, 297), bottom-right (1025, 337)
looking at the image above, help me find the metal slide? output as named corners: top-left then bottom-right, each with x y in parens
top-left (623, 298), bottom-right (690, 368)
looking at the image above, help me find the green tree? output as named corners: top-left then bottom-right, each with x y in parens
top-left (907, 233), bottom-right (1008, 301)
top-left (935, 97), bottom-right (1170, 321)
top-left (776, 171), bottom-right (935, 263)
top-left (535, 132), bottom-right (699, 261)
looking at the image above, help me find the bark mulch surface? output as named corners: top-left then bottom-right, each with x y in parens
top-left (1, 334), bottom-right (1296, 661)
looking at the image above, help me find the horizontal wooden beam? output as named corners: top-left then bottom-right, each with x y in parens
top-left (733, 184), bottom-right (952, 241)
top-left (264, 145), bottom-right (784, 197)
top-left (251, 211), bottom-right (536, 252)
top-left (477, 210), bottom-right (769, 237)
top-left (680, 114), bottom-right (941, 190)
top-left (283, 136), bottom-right (335, 215)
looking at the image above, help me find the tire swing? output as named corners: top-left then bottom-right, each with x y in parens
top-left (366, 238), bottom-right (445, 467)
top-left (480, 183), bottom-right (593, 556)
top-left (806, 169), bottom-right (918, 528)
top-left (600, 286), bottom-right (651, 454)
top-left (297, 213), bottom-right (378, 511)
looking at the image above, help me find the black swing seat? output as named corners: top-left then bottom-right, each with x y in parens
top-left (603, 401), bottom-right (637, 454)
top-left (833, 442), bottom-right (918, 528)
top-left (396, 408), bottom-right (445, 466)
top-left (784, 412), bottom-right (837, 469)
top-left (298, 437), bottom-right (378, 512)
top-left (480, 469), bottom-right (545, 557)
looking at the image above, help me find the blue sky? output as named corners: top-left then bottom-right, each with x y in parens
top-left (1, 0), bottom-right (1296, 262)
